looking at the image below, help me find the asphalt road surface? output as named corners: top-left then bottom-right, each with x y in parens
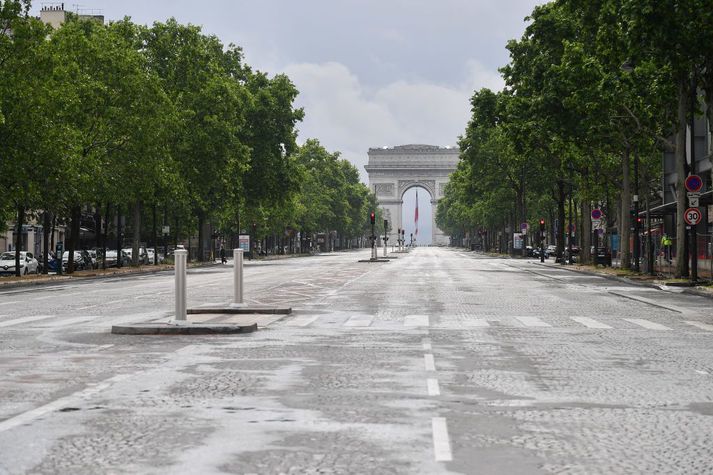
top-left (1, 247), bottom-right (712, 474)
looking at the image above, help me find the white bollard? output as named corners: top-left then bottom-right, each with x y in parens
top-left (233, 248), bottom-right (243, 306)
top-left (174, 248), bottom-right (187, 321)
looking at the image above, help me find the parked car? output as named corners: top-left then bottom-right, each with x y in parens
top-left (146, 248), bottom-right (163, 265)
top-left (122, 247), bottom-right (149, 265)
top-left (99, 249), bottom-right (130, 268)
top-left (0, 251), bottom-right (39, 276)
top-left (84, 249), bottom-right (98, 269)
top-left (546, 245), bottom-right (557, 257)
top-left (62, 251), bottom-right (89, 272)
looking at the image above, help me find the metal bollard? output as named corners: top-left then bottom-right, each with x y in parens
top-left (174, 248), bottom-right (187, 321)
top-left (233, 249), bottom-right (243, 305)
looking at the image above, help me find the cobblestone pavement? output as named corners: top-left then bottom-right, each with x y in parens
top-left (1, 248), bottom-right (712, 474)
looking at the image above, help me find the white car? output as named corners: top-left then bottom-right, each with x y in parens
top-left (0, 251), bottom-right (39, 276)
top-left (146, 248), bottom-right (163, 264)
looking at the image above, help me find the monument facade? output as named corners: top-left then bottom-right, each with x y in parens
top-left (365, 145), bottom-right (459, 246)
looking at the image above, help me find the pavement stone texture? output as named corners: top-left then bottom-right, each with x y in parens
top-left (0, 248), bottom-right (712, 474)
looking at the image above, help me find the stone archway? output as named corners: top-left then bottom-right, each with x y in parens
top-left (365, 144), bottom-right (459, 246)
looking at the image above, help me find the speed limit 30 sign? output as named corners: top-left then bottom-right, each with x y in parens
top-left (684, 207), bottom-right (702, 226)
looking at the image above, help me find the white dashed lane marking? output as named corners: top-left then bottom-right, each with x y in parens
top-left (624, 318), bottom-right (672, 331)
top-left (424, 354), bottom-right (436, 371)
top-left (570, 316), bottom-right (612, 329)
top-left (432, 417), bottom-right (453, 462)
top-left (427, 378), bottom-right (441, 396)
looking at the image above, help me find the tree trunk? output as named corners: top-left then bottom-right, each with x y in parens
top-left (581, 200), bottom-right (592, 265)
top-left (67, 205), bottom-right (81, 274)
top-left (197, 212), bottom-right (204, 262)
top-left (116, 205), bottom-right (123, 268)
top-left (620, 146), bottom-right (631, 269)
top-left (675, 77), bottom-right (689, 277)
top-left (15, 204), bottom-right (24, 276)
top-left (102, 203), bottom-right (111, 270)
top-left (42, 211), bottom-right (50, 274)
top-left (132, 201), bottom-right (141, 266)
top-left (557, 180), bottom-right (566, 261)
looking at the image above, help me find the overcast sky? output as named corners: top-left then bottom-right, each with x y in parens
top-left (33, 0), bottom-right (544, 243)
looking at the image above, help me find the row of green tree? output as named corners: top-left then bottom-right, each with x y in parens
top-left (437, 0), bottom-right (713, 277)
top-left (1, 1), bottom-right (378, 274)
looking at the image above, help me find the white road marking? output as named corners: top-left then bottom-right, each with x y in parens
top-left (571, 316), bottom-right (612, 329)
top-left (285, 315), bottom-right (319, 327)
top-left (0, 315), bottom-right (54, 328)
top-left (0, 373), bottom-right (133, 433)
top-left (37, 315), bottom-right (99, 328)
top-left (515, 316), bottom-right (551, 327)
top-left (685, 321), bottom-right (713, 332)
top-left (405, 315), bottom-right (430, 327)
top-left (32, 295), bottom-right (54, 301)
top-left (422, 338), bottom-right (432, 351)
top-left (424, 354), bottom-right (436, 371)
top-left (624, 318), bottom-right (672, 331)
top-left (343, 315), bottom-right (373, 327)
top-left (695, 370), bottom-right (709, 375)
top-left (0, 301), bottom-right (21, 305)
top-left (464, 319), bottom-right (490, 327)
top-left (427, 378), bottom-right (441, 396)
top-left (432, 417), bottom-right (453, 462)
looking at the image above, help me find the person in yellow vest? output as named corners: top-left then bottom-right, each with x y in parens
top-left (661, 234), bottom-right (673, 263)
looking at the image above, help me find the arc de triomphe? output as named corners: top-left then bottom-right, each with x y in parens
top-left (365, 144), bottom-right (459, 246)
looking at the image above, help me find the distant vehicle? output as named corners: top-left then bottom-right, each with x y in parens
top-left (0, 251), bottom-right (39, 276)
top-left (546, 245), bottom-right (557, 257)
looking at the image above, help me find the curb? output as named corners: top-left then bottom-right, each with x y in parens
top-left (111, 322), bottom-right (258, 335)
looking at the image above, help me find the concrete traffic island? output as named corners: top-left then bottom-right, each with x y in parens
top-left (111, 248), bottom-right (289, 336)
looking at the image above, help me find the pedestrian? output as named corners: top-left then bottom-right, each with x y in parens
top-left (220, 246), bottom-right (226, 264)
top-left (661, 234), bottom-right (672, 263)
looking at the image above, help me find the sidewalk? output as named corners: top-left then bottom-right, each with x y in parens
top-left (535, 259), bottom-right (713, 300)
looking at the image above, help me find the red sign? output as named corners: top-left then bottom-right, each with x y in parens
top-left (591, 209), bottom-right (602, 220)
top-left (685, 175), bottom-right (703, 193)
top-left (684, 207), bottom-right (702, 226)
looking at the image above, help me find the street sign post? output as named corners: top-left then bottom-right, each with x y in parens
top-left (684, 207), bottom-right (702, 226)
top-left (685, 175), bottom-right (704, 193)
top-left (591, 209), bottom-right (603, 220)
top-left (688, 193), bottom-right (701, 208)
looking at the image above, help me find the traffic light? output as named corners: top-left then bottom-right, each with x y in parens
top-left (539, 218), bottom-right (545, 231)
top-left (370, 211), bottom-right (375, 225)
top-left (384, 219), bottom-right (388, 231)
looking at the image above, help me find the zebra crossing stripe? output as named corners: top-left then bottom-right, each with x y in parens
top-left (343, 315), bottom-right (373, 327)
top-left (571, 316), bottom-right (612, 329)
top-left (427, 378), bottom-right (441, 396)
top-left (624, 318), bottom-right (672, 331)
top-left (515, 316), bottom-right (550, 327)
top-left (285, 315), bottom-right (319, 327)
top-left (405, 315), bottom-right (430, 327)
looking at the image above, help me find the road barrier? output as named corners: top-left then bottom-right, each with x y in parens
top-left (174, 248), bottom-right (187, 321)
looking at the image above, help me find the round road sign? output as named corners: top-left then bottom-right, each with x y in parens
top-left (685, 175), bottom-right (703, 193)
top-left (591, 209), bottom-right (602, 220)
top-left (684, 207), bottom-right (702, 226)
